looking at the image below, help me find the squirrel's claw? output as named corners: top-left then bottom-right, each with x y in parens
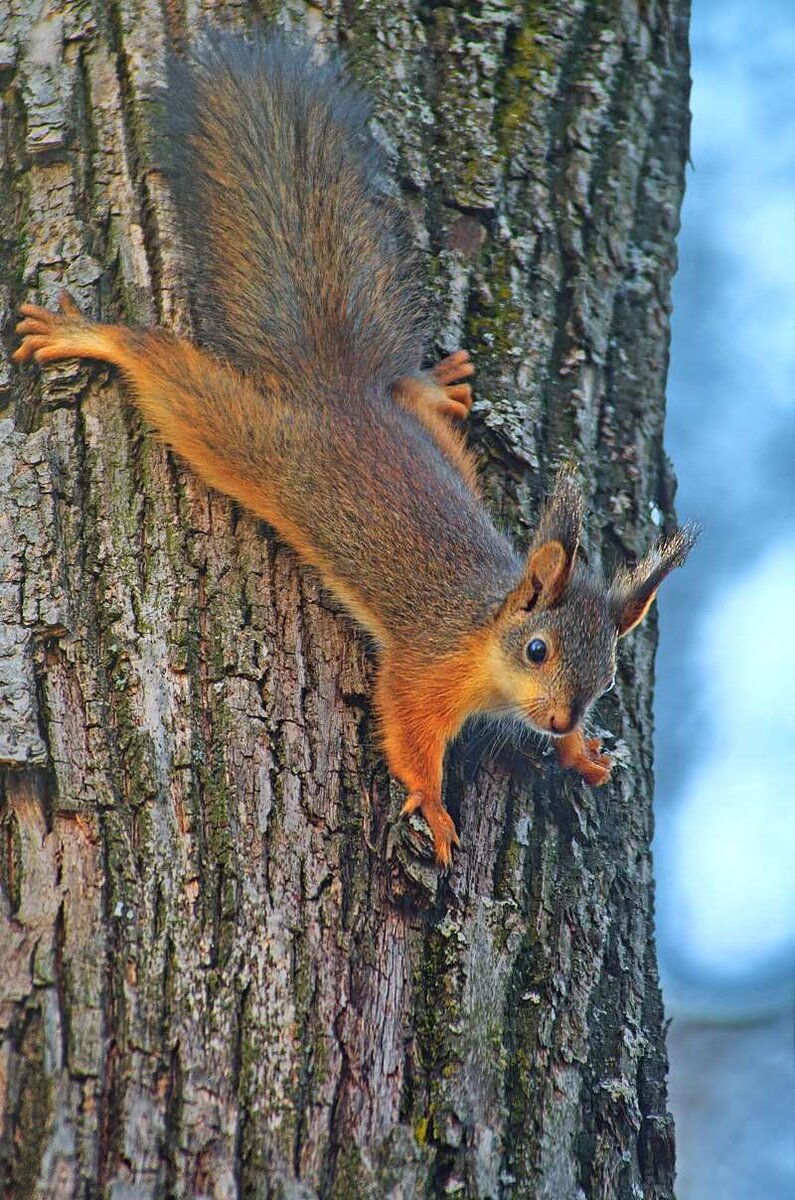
top-left (401, 790), bottom-right (460, 867)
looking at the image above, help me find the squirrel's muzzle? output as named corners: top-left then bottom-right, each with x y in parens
top-left (548, 699), bottom-right (584, 736)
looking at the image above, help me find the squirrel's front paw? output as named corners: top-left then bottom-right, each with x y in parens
top-left (555, 730), bottom-right (613, 787)
top-left (401, 791), bottom-right (460, 868)
top-left (575, 738), bottom-right (613, 787)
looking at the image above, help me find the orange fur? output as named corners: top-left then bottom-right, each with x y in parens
top-left (374, 627), bottom-right (498, 865)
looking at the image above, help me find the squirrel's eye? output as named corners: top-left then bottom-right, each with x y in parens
top-left (526, 638), bottom-right (548, 665)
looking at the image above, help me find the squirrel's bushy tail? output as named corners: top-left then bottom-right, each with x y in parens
top-left (163, 35), bottom-right (427, 390)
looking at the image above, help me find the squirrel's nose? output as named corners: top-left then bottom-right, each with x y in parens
top-left (549, 701), bottom-right (583, 735)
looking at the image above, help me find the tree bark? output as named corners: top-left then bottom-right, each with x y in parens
top-left (0, 2), bottom-right (690, 1198)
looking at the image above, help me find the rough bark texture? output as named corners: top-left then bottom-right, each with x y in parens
top-left (0, 2), bottom-right (690, 1197)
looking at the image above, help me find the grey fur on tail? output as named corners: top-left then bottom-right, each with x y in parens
top-left (161, 34), bottom-right (427, 390)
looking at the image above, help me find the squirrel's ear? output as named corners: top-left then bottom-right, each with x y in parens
top-left (503, 540), bottom-right (571, 614)
top-left (503, 469), bottom-right (583, 613)
top-left (609, 525), bottom-right (700, 637)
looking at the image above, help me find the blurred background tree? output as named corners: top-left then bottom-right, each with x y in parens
top-left (654, 1), bottom-right (795, 1196)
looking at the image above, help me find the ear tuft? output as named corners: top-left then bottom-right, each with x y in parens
top-left (500, 468), bottom-right (585, 616)
top-left (532, 465), bottom-right (583, 564)
top-left (610, 523), bottom-right (700, 637)
top-left (528, 466), bottom-right (584, 607)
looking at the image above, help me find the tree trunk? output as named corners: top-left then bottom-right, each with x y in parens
top-left (0, 2), bottom-right (690, 1197)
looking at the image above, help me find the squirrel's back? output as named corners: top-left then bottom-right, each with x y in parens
top-left (164, 35), bottom-right (426, 389)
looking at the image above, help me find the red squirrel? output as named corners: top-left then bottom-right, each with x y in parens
top-left (14, 36), bottom-right (697, 865)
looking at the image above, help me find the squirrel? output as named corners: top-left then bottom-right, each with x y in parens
top-left (13, 35), bottom-right (697, 866)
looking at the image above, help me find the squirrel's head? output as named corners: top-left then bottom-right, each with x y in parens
top-left (487, 469), bottom-right (698, 736)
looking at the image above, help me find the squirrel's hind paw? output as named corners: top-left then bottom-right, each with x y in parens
top-left (13, 293), bottom-right (89, 365)
top-left (429, 351), bottom-right (474, 421)
top-left (430, 349), bottom-right (475, 386)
